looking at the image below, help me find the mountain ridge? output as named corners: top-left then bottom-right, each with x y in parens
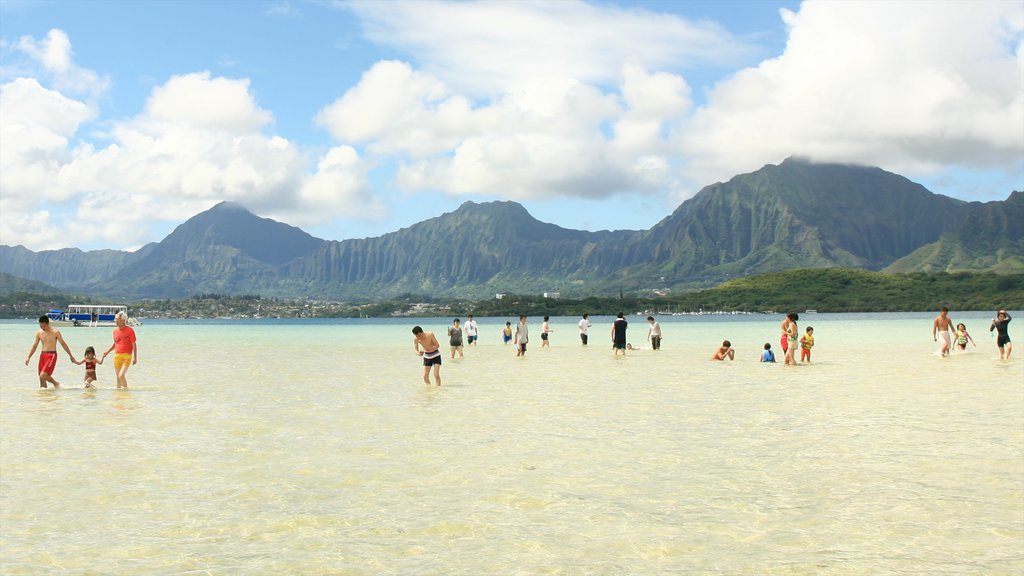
top-left (1, 159), bottom-right (1019, 299)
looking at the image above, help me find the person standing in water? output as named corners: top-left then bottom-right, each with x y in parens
top-left (781, 312), bottom-right (799, 366)
top-left (990, 309), bottom-right (1013, 360)
top-left (447, 318), bottom-right (464, 359)
top-left (73, 346), bottom-right (103, 388)
top-left (102, 311), bottom-right (138, 389)
top-left (954, 323), bottom-right (976, 352)
top-left (25, 315), bottom-right (77, 388)
top-left (799, 326), bottom-right (814, 363)
top-left (541, 315), bottom-right (553, 347)
top-left (578, 313), bottom-right (591, 345)
top-left (611, 313), bottom-right (628, 357)
top-left (932, 307), bottom-right (955, 357)
top-left (515, 315), bottom-right (529, 357)
top-left (412, 326), bottom-right (442, 386)
top-left (646, 316), bottom-right (662, 350)
top-left (464, 314), bottom-right (479, 346)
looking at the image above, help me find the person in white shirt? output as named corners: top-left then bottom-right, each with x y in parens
top-left (464, 314), bottom-right (479, 346)
top-left (515, 315), bottom-right (529, 357)
top-left (646, 316), bottom-right (662, 350)
top-left (578, 313), bottom-right (591, 345)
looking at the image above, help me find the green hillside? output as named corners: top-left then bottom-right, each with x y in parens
top-left (669, 268), bottom-right (1024, 313)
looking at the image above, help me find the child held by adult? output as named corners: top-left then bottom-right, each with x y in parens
top-left (954, 323), bottom-right (976, 352)
top-left (73, 345), bottom-right (103, 388)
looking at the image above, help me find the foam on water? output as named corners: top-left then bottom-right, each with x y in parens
top-left (1, 313), bottom-right (1021, 574)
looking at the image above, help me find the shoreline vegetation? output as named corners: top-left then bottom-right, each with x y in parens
top-left (2, 269), bottom-right (1021, 320)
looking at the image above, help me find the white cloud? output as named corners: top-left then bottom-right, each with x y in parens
top-left (144, 72), bottom-right (272, 133)
top-left (15, 28), bottom-right (110, 98)
top-left (0, 77), bottom-right (95, 202)
top-left (676, 0), bottom-right (1024, 195)
top-left (0, 55), bottom-right (380, 249)
top-left (344, 0), bottom-right (753, 97)
top-left (293, 145), bottom-right (381, 222)
top-left (335, 0), bottom-right (1022, 207)
top-left (322, 62), bottom-right (679, 200)
top-left (4, 2), bottom-right (1023, 251)
top-left (318, 60), bottom-right (695, 200)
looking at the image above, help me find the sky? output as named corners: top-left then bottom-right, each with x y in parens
top-left (1, 0), bottom-right (1022, 252)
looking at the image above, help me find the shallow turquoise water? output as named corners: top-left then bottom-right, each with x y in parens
top-left (1, 313), bottom-right (1021, 574)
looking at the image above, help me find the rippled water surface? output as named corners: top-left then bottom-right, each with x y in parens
top-left (2, 313), bottom-right (1022, 574)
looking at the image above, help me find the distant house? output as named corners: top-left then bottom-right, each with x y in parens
top-left (495, 293), bottom-right (507, 300)
top-left (543, 292), bottom-right (560, 299)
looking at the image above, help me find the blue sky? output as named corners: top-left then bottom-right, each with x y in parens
top-left (1, 0), bottom-right (1022, 251)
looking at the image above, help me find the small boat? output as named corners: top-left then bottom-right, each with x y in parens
top-left (805, 309), bottom-right (818, 314)
top-left (45, 304), bottom-right (141, 327)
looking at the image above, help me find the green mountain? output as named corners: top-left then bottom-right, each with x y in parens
top-left (609, 158), bottom-right (971, 290)
top-left (885, 191), bottom-right (1024, 274)
top-left (0, 245), bottom-right (147, 292)
top-left (101, 201), bottom-right (327, 298)
top-left (0, 272), bottom-right (63, 296)
top-left (0, 160), bottom-right (1018, 300)
top-left (279, 201), bottom-right (639, 299)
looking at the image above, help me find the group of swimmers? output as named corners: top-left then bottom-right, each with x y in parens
top-left (24, 313), bottom-right (139, 389)
top-left (414, 307), bottom-right (1014, 385)
top-left (711, 313), bottom-right (814, 364)
top-left (934, 307), bottom-right (1013, 359)
top-left (413, 312), bottom-right (657, 385)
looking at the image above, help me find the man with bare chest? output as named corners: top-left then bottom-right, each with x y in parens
top-left (25, 315), bottom-right (77, 388)
top-left (933, 307), bottom-right (955, 357)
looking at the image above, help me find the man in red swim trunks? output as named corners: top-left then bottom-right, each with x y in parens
top-left (25, 315), bottom-right (77, 388)
top-left (102, 311), bottom-right (138, 389)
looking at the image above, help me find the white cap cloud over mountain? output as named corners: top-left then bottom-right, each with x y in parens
top-left (676, 0), bottom-right (1024, 196)
top-left (338, 0), bottom-right (1022, 205)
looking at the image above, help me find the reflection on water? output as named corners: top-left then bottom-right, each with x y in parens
top-left (1, 314), bottom-right (1021, 574)
top-left (110, 389), bottom-right (140, 413)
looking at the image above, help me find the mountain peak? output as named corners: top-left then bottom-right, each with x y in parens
top-left (156, 201), bottom-right (325, 266)
top-left (210, 200), bottom-right (251, 212)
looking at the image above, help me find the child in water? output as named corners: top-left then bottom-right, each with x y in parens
top-left (955, 323), bottom-right (976, 351)
top-left (73, 345), bottom-right (103, 388)
top-left (502, 321), bottom-right (513, 344)
top-left (799, 327), bottom-right (814, 363)
top-left (761, 342), bottom-right (775, 363)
